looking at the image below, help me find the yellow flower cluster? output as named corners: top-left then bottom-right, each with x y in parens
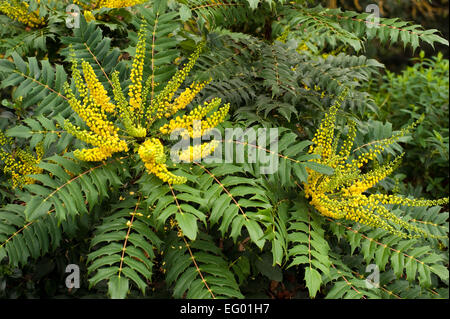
top-left (64, 84), bottom-right (128, 161)
top-left (159, 97), bottom-right (229, 139)
top-left (128, 24), bottom-right (147, 114)
top-left (64, 23), bottom-right (149, 157)
top-left (138, 41), bottom-right (228, 183)
top-left (303, 89), bottom-right (449, 239)
top-left (84, 10), bottom-right (96, 22)
top-left (0, 131), bottom-right (43, 189)
top-left (111, 71), bottom-right (146, 138)
top-left (164, 80), bottom-right (212, 119)
top-left (0, 0), bottom-right (45, 28)
top-left (64, 29), bottom-right (226, 185)
top-left (82, 60), bottom-right (115, 114)
top-left (96, 0), bottom-right (146, 8)
top-left (74, 0), bottom-right (146, 9)
top-left (138, 138), bottom-right (187, 184)
top-left (177, 140), bottom-right (220, 162)
top-left (195, 103), bottom-right (230, 138)
top-left (64, 56), bottom-right (127, 162)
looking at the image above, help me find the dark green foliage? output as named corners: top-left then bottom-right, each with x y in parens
top-left (369, 52), bottom-right (449, 199)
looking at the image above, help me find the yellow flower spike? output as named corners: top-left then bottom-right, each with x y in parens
top-left (196, 103), bottom-right (230, 138)
top-left (148, 42), bottom-right (205, 121)
top-left (96, 0), bottom-right (146, 9)
top-left (68, 51), bottom-right (89, 101)
top-left (64, 85), bottom-right (116, 138)
top-left (84, 10), bottom-right (95, 22)
top-left (129, 23), bottom-right (147, 114)
top-left (64, 22), bottom-right (150, 165)
top-left (308, 89), bottom-right (347, 160)
top-left (0, 131), bottom-right (43, 189)
top-left (303, 90), bottom-right (449, 239)
top-left (164, 79), bottom-right (212, 118)
top-left (159, 98), bottom-right (225, 136)
top-left (64, 74), bottom-right (127, 162)
top-left (0, 0), bottom-right (45, 28)
top-left (81, 60), bottom-right (115, 114)
top-left (64, 120), bottom-right (125, 152)
top-left (138, 138), bottom-right (187, 184)
top-left (138, 138), bottom-right (166, 164)
top-left (178, 140), bottom-right (220, 162)
top-left (74, 147), bottom-right (113, 162)
top-left (337, 120), bottom-right (356, 166)
top-left (110, 71), bottom-right (147, 138)
top-left (339, 154), bottom-right (403, 196)
top-left (74, 0), bottom-right (146, 9)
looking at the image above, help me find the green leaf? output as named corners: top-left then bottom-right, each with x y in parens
top-left (5, 125), bottom-right (32, 138)
top-left (121, 266), bottom-right (147, 293)
top-left (255, 254), bottom-right (283, 281)
top-left (245, 219), bottom-right (265, 249)
top-left (294, 163), bottom-right (308, 183)
top-left (405, 258), bottom-right (417, 282)
top-left (304, 161), bottom-right (334, 175)
top-left (12, 52), bottom-right (26, 73)
top-left (0, 247), bottom-right (6, 261)
top-left (25, 197), bottom-right (52, 221)
top-left (176, 212), bottom-right (198, 241)
top-left (153, 0), bottom-right (168, 14)
top-left (108, 276), bottom-right (129, 299)
top-left (430, 264), bottom-right (449, 281)
top-left (304, 267), bottom-right (322, 298)
top-left (179, 4), bottom-right (192, 22)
